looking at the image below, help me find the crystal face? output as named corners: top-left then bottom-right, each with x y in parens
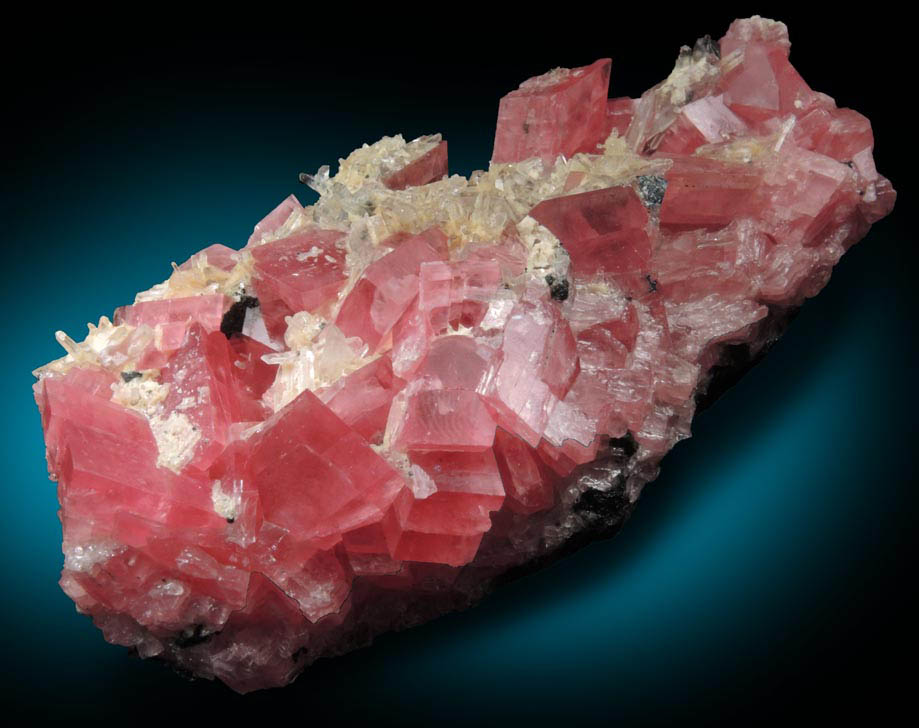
top-left (32, 16), bottom-right (895, 693)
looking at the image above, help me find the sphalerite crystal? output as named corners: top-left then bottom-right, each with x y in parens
top-left (33, 17), bottom-right (895, 692)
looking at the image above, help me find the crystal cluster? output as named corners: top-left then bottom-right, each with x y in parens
top-left (33, 17), bottom-right (894, 692)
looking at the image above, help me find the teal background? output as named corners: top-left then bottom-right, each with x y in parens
top-left (3, 9), bottom-right (914, 724)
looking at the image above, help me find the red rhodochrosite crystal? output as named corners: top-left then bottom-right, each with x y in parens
top-left (493, 58), bottom-right (613, 164)
top-left (33, 16), bottom-right (895, 693)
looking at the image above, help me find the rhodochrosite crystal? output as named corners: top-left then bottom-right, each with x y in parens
top-left (33, 17), bottom-right (895, 693)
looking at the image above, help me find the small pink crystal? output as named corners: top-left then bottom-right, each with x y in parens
top-left (318, 355), bottom-right (404, 444)
top-left (530, 186), bottom-right (651, 288)
top-left (335, 228), bottom-right (448, 351)
top-left (383, 140), bottom-right (448, 190)
top-left (386, 450), bottom-right (505, 567)
top-left (250, 228), bottom-right (347, 339)
top-left (659, 156), bottom-right (762, 229)
top-left (246, 194), bottom-right (302, 248)
top-left (493, 58), bottom-right (612, 164)
top-left (33, 16), bottom-right (895, 693)
top-left (114, 294), bottom-right (230, 333)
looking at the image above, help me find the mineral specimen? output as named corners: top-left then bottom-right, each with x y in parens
top-left (33, 16), bottom-right (895, 693)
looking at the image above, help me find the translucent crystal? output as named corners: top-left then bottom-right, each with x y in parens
top-left (33, 16), bottom-right (895, 693)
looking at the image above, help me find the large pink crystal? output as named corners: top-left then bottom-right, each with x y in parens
top-left (33, 16), bottom-right (895, 693)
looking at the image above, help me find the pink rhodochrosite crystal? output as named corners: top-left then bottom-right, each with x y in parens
top-left (33, 17), bottom-right (895, 693)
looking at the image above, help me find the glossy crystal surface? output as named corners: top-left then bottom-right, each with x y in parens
top-left (33, 17), bottom-right (894, 692)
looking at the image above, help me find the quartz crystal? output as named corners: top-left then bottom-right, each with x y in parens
top-left (33, 16), bottom-right (895, 693)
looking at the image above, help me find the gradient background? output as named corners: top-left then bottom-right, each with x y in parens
top-left (3, 7), bottom-right (915, 724)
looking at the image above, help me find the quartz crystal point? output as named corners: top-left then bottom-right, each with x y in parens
top-left (33, 16), bottom-right (895, 693)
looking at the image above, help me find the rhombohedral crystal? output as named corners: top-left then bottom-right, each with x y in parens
top-left (33, 16), bottom-right (895, 692)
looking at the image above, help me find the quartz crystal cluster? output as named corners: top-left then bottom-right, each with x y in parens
top-left (33, 17), bottom-right (895, 693)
